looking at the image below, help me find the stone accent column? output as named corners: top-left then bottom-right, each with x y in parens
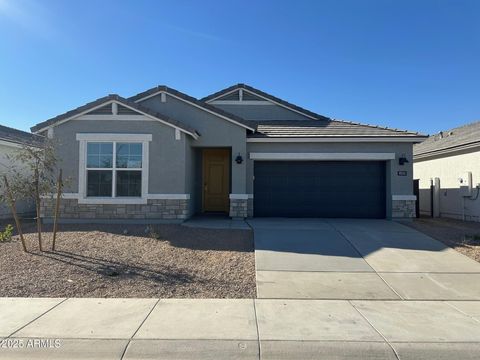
top-left (229, 198), bottom-right (248, 219)
top-left (392, 199), bottom-right (416, 218)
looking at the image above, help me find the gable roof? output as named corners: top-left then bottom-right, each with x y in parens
top-left (246, 119), bottom-right (426, 140)
top-left (0, 124), bottom-right (42, 147)
top-left (414, 121), bottom-right (480, 158)
top-left (129, 85), bottom-right (255, 131)
top-left (31, 94), bottom-right (200, 138)
top-left (201, 83), bottom-right (332, 121)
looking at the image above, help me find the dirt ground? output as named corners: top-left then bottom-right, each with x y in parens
top-left (402, 217), bottom-right (480, 263)
top-left (0, 221), bottom-right (256, 298)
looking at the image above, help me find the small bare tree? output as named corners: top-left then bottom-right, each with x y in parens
top-left (0, 175), bottom-right (27, 252)
top-left (8, 137), bottom-right (58, 251)
top-left (52, 169), bottom-right (63, 251)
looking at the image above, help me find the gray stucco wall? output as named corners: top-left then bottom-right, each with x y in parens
top-left (138, 94), bottom-right (248, 195)
top-left (43, 92), bottom-right (416, 220)
top-left (212, 104), bottom-right (312, 121)
top-left (246, 141), bottom-right (415, 218)
top-left (0, 144), bottom-right (35, 219)
top-left (52, 120), bottom-right (187, 194)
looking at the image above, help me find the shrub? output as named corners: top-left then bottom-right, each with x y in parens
top-left (0, 224), bottom-right (14, 242)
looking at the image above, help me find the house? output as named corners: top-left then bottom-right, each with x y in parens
top-left (414, 121), bottom-right (480, 222)
top-left (30, 84), bottom-right (426, 222)
top-left (0, 124), bottom-right (40, 219)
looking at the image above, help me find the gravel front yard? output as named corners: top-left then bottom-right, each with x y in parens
top-left (0, 221), bottom-right (256, 298)
top-left (402, 217), bottom-right (480, 262)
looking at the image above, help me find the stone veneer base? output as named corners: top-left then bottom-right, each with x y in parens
top-left (229, 198), bottom-right (248, 219)
top-left (392, 199), bottom-right (416, 218)
top-left (40, 198), bottom-right (190, 221)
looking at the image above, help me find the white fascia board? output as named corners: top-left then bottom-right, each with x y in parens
top-left (34, 100), bottom-right (198, 139)
top-left (133, 91), bottom-right (255, 131)
top-left (392, 195), bottom-right (417, 201)
top-left (229, 194), bottom-right (254, 200)
top-left (210, 100), bottom-right (273, 106)
top-left (113, 101), bottom-right (199, 139)
top-left (75, 115), bottom-right (155, 121)
top-left (205, 88), bottom-right (239, 102)
top-left (76, 133), bottom-right (153, 142)
top-left (249, 152), bottom-right (396, 161)
top-left (206, 88), bottom-right (318, 120)
top-left (247, 137), bottom-right (422, 143)
top-left (33, 100), bottom-right (116, 133)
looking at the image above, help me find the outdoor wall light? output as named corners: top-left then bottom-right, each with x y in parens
top-left (235, 153), bottom-right (243, 164)
top-left (398, 154), bottom-right (409, 165)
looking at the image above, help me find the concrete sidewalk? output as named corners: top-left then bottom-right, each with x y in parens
top-left (1, 298), bottom-right (480, 359)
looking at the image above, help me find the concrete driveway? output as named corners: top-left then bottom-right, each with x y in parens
top-left (248, 218), bottom-right (480, 300)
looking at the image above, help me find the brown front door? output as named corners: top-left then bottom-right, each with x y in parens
top-left (202, 149), bottom-right (230, 213)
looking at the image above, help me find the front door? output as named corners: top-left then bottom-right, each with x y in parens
top-left (202, 149), bottom-right (230, 213)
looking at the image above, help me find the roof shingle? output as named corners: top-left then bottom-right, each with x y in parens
top-left (31, 95), bottom-right (200, 137)
top-left (0, 124), bottom-right (42, 146)
top-left (247, 120), bottom-right (425, 138)
top-left (414, 121), bottom-right (480, 157)
top-left (129, 85), bottom-right (255, 130)
top-left (201, 83), bottom-right (331, 121)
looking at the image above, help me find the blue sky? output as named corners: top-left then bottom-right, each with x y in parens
top-left (0, 0), bottom-right (479, 134)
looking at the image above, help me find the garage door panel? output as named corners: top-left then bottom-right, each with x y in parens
top-left (253, 161), bottom-right (386, 218)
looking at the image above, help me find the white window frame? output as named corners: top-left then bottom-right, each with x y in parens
top-left (76, 133), bottom-right (152, 204)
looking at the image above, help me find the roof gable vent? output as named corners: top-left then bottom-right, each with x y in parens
top-left (242, 91), bottom-right (265, 101)
top-left (216, 91), bottom-right (240, 101)
top-left (87, 103), bottom-right (112, 115)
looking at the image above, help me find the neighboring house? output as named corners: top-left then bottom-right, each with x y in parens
top-left (414, 121), bottom-right (480, 222)
top-left (31, 84), bottom-right (426, 222)
top-left (0, 124), bottom-right (39, 219)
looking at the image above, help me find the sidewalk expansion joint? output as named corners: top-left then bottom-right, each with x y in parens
top-left (445, 301), bottom-right (480, 325)
top-left (252, 300), bottom-right (261, 360)
top-left (7, 297), bottom-right (69, 339)
top-left (120, 298), bottom-right (161, 360)
top-left (349, 300), bottom-right (401, 360)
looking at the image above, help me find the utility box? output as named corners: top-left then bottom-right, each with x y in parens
top-left (459, 172), bottom-right (472, 197)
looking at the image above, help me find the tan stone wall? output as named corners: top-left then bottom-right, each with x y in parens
top-left (40, 198), bottom-right (190, 221)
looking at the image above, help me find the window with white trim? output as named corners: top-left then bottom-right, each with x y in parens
top-left (77, 133), bottom-right (152, 203)
top-left (85, 141), bottom-right (144, 198)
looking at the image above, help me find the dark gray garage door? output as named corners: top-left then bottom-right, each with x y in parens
top-left (254, 161), bottom-right (386, 218)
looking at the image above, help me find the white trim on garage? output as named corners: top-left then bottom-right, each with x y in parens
top-left (249, 152), bottom-right (396, 161)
